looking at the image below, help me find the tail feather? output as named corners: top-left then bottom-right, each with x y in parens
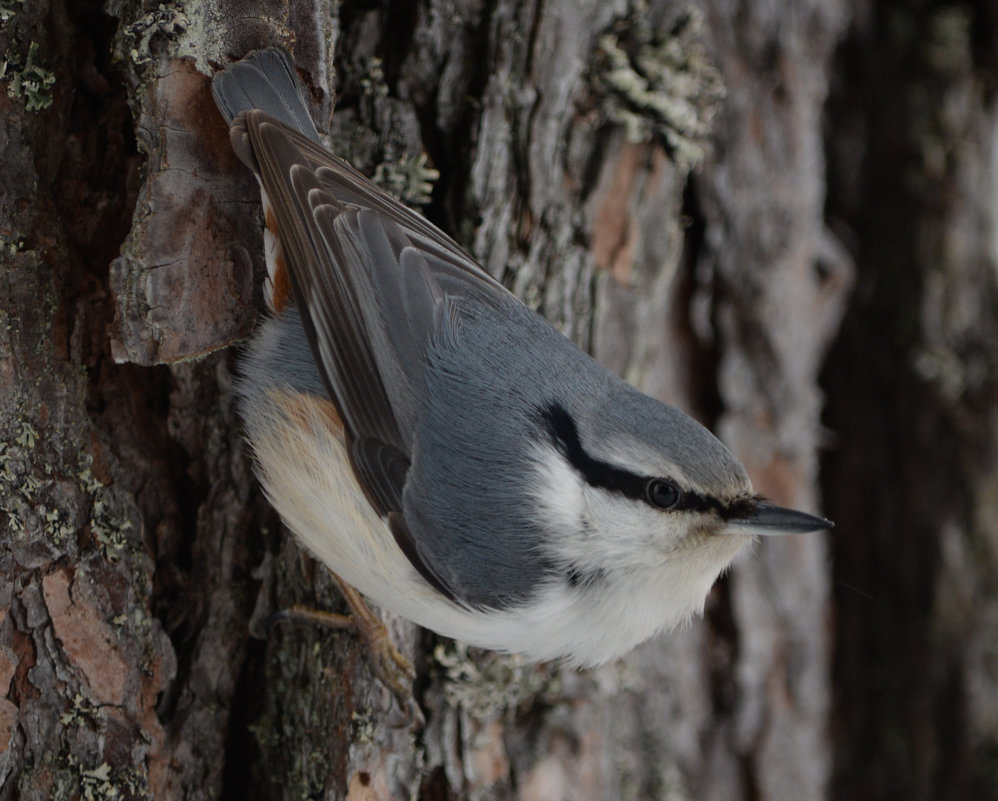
top-left (213, 48), bottom-right (321, 313)
top-left (211, 47), bottom-right (320, 143)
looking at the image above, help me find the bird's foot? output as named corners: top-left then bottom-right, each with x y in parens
top-left (269, 574), bottom-right (419, 722)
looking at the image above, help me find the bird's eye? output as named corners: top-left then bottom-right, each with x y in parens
top-left (645, 479), bottom-right (681, 510)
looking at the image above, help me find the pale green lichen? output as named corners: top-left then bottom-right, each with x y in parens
top-left (77, 462), bottom-right (104, 494)
top-left (912, 344), bottom-right (973, 400)
top-left (15, 420), bottom-right (38, 448)
top-left (345, 56), bottom-right (440, 206)
top-left (433, 641), bottom-right (553, 719)
top-left (0, 431), bottom-right (134, 563)
top-left (119, 3), bottom-right (189, 68)
top-left (58, 693), bottom-right (101, 728)
top-left (58, 752), bottom-right (148, 801)
top-left (350, 704), bottom-right (377, 744)
top-left (49, 694), bottom-right (151, 801)
top-left (0, 234), bottom-right (25, 258)
top-left (591, 3), bottom-right (725, 167)
top-left (0, 0), bottom-right (23, 23)
top-left (360, 56), bottom-right (389, 100)
top-left (2, 41), bottom-right (56, 111)
top-left (1, 431), bottom-right (40, 536)
top-left (373, 152), bottom-right (440, 207)
top-left (41, 504), bottom-right (76, 546)
top-left (90, 495), bottom-right (133, 561)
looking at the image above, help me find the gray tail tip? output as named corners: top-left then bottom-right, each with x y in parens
top-left (211, 46), bottom-right (294, 116)
top-left (210, 46), bottom-right (320, 143)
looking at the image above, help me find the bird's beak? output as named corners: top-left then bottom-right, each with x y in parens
top-left (722, 500), bottom-right (833, 536)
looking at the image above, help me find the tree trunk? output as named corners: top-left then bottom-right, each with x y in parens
top-left (824, 4), bottom-right (998, 800)
top-left (6, 1), bottom-right (992, 800)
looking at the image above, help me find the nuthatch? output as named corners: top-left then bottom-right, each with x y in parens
top-left (212, 47), bottom-right (831, 687)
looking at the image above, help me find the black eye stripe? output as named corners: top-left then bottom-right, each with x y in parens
top-left (540, 403), bottom-right (648, 501)
top-left (538, 403), bottom-right (757, 518)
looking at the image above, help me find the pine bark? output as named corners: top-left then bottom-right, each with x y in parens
top-left (4, 1), bottom-right (993, 800)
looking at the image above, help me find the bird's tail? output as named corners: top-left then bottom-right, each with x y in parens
top-left (211, 46), bottom-right (320, 143)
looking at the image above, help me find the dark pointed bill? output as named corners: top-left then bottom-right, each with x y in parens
top-left (722, 500), bottom-right (833, 536)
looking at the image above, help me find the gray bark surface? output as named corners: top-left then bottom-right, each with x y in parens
top-left (3, 1), bottom-right (993, 800)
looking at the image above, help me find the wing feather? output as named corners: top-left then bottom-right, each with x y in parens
top-left (236, 110), bottom-right (511, 541)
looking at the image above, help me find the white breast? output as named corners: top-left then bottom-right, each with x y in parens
top-left (239, 366), bottom-right (746, 666)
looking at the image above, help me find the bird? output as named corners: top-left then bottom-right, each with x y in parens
top-left (211, 46), bottom-right (831, 696)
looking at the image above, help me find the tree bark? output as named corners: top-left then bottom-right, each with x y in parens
top-left (824, 4), bottom-right (998, 800)
top-left (11, 1), bottom-right (993, 800)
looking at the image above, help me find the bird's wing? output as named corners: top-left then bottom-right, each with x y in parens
top-left (228, 110), bottom-right (512, 521)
